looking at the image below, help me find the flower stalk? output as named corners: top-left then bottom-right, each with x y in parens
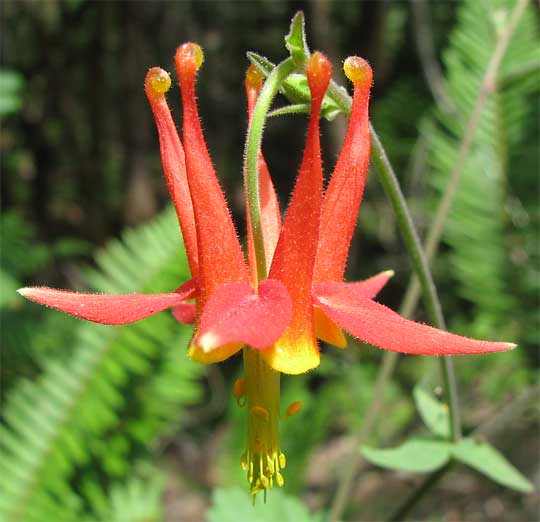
top-left (244, 57), bottom-right (295, 282)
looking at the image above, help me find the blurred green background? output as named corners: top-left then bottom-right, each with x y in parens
top-left (1, 1), bottom-right (538, 521)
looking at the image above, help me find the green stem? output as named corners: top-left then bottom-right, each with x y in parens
top-left (330, 78), bottom-right (462, 440)
top-left (326, 85), bottom-right (462, 522)
top-left (244, 57), bottom-right (295, 282)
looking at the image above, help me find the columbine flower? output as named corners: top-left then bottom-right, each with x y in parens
top-left (18, 43), bottom-right (515, 498)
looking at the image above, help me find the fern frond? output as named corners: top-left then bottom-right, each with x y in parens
top-left (0, 208), bottom-right (202, 521)
top-left (427, 0), bottom-right (539, 334)
top-left (88, 470), bottom-right (165, 522)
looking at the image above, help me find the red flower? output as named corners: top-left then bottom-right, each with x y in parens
top-left (191, 54), bottom-right (515, 374)
top-left (18, 43), bottom-right (516, 497)
top-left (18, 46), bottom-right (514, 374)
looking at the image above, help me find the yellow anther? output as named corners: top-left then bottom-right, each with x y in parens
top-left (266, 456), bottom-right (275, 474)
top-left (343, 56), bottom-right (371, 83)
top-left (286, 400), bottom-right (303, 417)
top-left (176, 42), bottom-right (204, 72)
top-left (233, 377), bottom-right (247, 407)
top-left (241, 451), bottom-right (248, 471)
top-left (245, 64), bottom-right (264, 91)
top-left (278, 452), bottom-right (286, 469)
top-left (276, 472), bottom-right (285, 487)
top-left (251, 406), bottom-right (269, 421)
top-left (145, 67), bottom-right (171, 99)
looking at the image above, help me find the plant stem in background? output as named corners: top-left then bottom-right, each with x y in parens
top-left (399, 0), bottom-right (530, 336)
top-left (327, 0), bottom-right (529, 517)
top-left (327, 123), bottom-right (457, 522)
top-left (244, 57), bottom-right (295, 282)
top-left (388, 384), bottom-right (539, 521)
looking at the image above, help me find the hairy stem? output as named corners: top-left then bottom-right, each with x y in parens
top-left (244, 57), bottom-right (295, 282)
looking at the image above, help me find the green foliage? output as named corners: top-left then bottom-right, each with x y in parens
top-left (365, 383), bottom-right (533, 493)
top-left (1, 212), bottom-right (83, 388)
top-left (452, 438), bottom-right (532, 493)
top-left (0, 69), bottom-right (24, 115)
top-left (427, 0), bottom-right (540, 342)
top-left (413, 386), bottom-right (451, 439)
top-left (362, 435), bottom-right (532, 493)
top-left (91, 471), bottom-right (166, 522)
top-left (0, 208), bottom-right (202, 521)
top-left (207, 487), bottom-right (321, 522)
top-left (248, 52), bottom-right (341, 121)
top-left (362, 438), bottom-right (452, 473)
top-left (285, 11), bottom-right (309, 68)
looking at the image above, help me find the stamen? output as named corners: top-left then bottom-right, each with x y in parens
top-left (242, 348), bottom-right (285, 497)
top-left (241, 451), bottom-right (248, 470)
top-left (343, 56), bottom-right (371, 84)
top-left (286, 400), bottom-right (303, 417)
top-left (279, 452), bottom-right (286, 468)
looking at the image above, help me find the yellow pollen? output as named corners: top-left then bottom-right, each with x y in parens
top-left (286, 400), bottom-right (303, 417)
top-left (343, 56), bottom-right (370, 83)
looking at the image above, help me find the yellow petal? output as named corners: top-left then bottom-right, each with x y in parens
top-left (261, 333), bottom-right (320, 375)
top-left (189, 342), bottom-right (243, 364)
top-left (313, 305), bottom-right (347, 348)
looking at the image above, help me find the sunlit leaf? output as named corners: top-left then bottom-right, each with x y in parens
top-left (285, 11), bottom-right (309, 67)
top-left (362, 438), bottom-right (452, 473)
top-left (452, 438), bottom-right (533, 493)
top-left (413, 386), bottom-right (451, 439)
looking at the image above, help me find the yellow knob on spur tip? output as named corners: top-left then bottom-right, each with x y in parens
top-left (343, 56), bottom-right (372, 84)
top-left (175, 42), bottom-right (204, 73)
top-left (144, 67), bottom-right (171, 99)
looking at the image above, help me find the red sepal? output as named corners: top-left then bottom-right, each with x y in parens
top-left (18, 285), bottom-right (195, 325)
top-left (314, 289), bottom-right (516, 355)
top-left (313, 270), bottom-right (393, 303)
